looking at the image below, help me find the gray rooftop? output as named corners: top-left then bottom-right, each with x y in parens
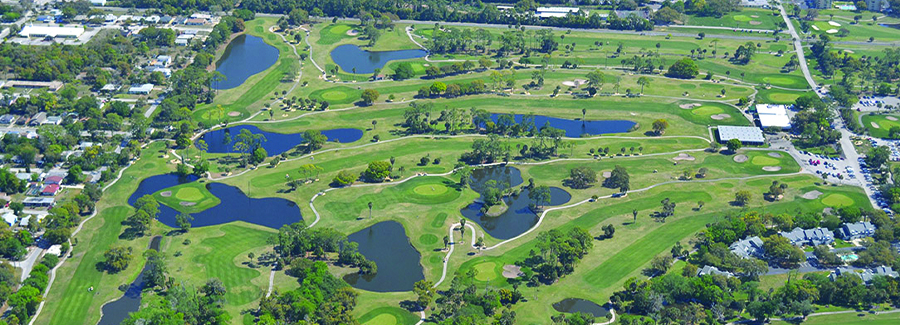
top-left (729, 236), bottom-right (764, 259)
top-left (717, 125), bottom-right (765, 143)
top-left (697, 265), bottom-right (733, 277)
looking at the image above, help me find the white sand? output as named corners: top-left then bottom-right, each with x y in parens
top-left (673, 153), bottom-right (695, 161)
top-left (812, 25), bottom-right (820, 31)
top-left (762, 166), bottom-right (782, 171)
top-left (826, 29), bottom-right (838, 34)
top-left (711, 114), bottom-right (730, 120)
top-left (828, 21), bottom-right (841, 27)
top-left (887, 116), bottom-right (898, 121)
top-left (733, 154), bottom-right (749, 163)
top-left (872, 122), bottom-right (881, 129)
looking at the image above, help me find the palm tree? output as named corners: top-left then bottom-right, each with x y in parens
top-left (637, 76), bottom-right (651, 94)
top-left (372, 120), bottom-right (377, 130)
top-left (210, 71), bottom-right (226, 94)
top-left (368, 202), bottom-right (373, 219)
top-left (459, 218), bottom-right (466, 243)
top-left (582, 108), bottom-right (586, 121)
top-left (632, 209), bottom-right (638, 223)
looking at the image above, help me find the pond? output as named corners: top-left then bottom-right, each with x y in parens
top-left (97, 236), bottom-right (161, 325)
top-left (198, 125), bottom-right (363, 156)
top-left (212, 34), bottom-right (280, 90)
top-left (330, 44), bottom-right (427, 74)
top-left (552, 298), bottom-right (610, 318)
top-left (489, 114), bottom-right (636, 138)
top-left (342, 221), bottom-right (424, 292)
top-left (129, 174), bottom-right (302, 229)
top-left (462, 166), bottom-right (572, 240)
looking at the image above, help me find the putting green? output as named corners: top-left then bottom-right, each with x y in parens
top-left (321, 90), bottom-right (350, 101)
top-left (412, 184), bottom-right (449, 196)
top-left (732, 15), bottom-right (751, 22)
top-left (751, 156), bottom-right (780, 166)
top-left (822, 194), bottom-right (854, 207)
top-left (329, 24), bottom-right (351, 35)
top-left (364, 314), bottom-right (398, 325)
top-left (762, 76), bottom-right (799, 86)
top-left (766, 92), bottom-right (801, 103)
top-left (473, 262), bottom-right (499, 281)
top-left (175, 187), bottom-right (204, 201)
top-left (692, 106), bottom-right (724, 116)
top-left (418, 234), bottom-right (438, 245)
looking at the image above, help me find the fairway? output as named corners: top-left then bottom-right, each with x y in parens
top-left (862, 114), bottom-right (900, 138)
top-left (822, 194), bottom-right (854, 207)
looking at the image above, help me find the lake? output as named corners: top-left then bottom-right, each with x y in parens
top-left (463, 166), bottom-right (572, 239)
top-left (489, 114), bottom-right (636, 137)
top-left (129, 174), bottom-right (302, 229)
top-left (330, 44), bottom-right (426, 74)
top-left (212, 34), bottom-right (280, 90)
top-left (198, 125), bottom-right (363, 155)
top-left (552, 298), bottom-right (610, 318)
top-left (342, 221), bottom-right (424, 292)
top-left (97, 236), bottom-right (161, 325)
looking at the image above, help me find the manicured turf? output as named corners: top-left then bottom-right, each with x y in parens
top-left (308, 86), bottom-right (362, 105)
top-left (357, 307), bottom-right (420, 325)
top-left (473, 262), bottom-right (499, 282)
top-left (412, 183), bottom-right (448, 196)
top-left (751, 155), bottom-right (780, 166)
top-left (418, 234), bottom-right (438, 245)
top-left (153, 181), bottom-right (221, 214)
top-left (822, 193), bottom-right (855, 207)
top-left (317, 23), bottom-right (356, 45)
top-left (861, 114), bottom-right (900, 138)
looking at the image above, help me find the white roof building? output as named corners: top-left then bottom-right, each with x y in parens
top-left (536, 7), bottom-right (583, 18)
top-left (717, 125), bottom-right (765, 144)
top-left (90, 0), bottom-right (107, 6)
top-left (128, 84), bottom-right (154, 94)
top-left (2, 212), bottom-right (16, 226)
top-left (756, 104), bottom-right (792, 129)
top-left (19, 25), bottom-right (85, 38)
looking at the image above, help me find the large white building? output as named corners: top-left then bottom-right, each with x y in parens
top-left (536, 7), bottom-right (583, 18)
top-left (18, 25), bottom-right (84, 38)
top-left (756, 104), bottom-right (792, 130)
top-left (717, 125), bottom-right (765, 144)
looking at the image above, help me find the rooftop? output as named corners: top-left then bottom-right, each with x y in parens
top-left (718, 125), bottom-right (765, 143)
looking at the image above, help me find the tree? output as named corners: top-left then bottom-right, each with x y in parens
top-left (302, 130), bottom-right (328, 152)
top-left (652, 119), bottom-right (668, 135)
top-left (413, 280), bottom-right (435, 309)
top-left (529, 185), bottom-right (552, 209)
top-left (443, 235), bottom-right (450, 250)
top-left (332, 170), bottom-right (358, 186)
top-left (726, 138), bottom-right (742, 153)
top-left (734, 190), bottom-right (751, 206)
top-left (176, 213), bottom-right (193, 232)
top-left (363, 161), bottom-right (392, 182)
top-left (603, 165), bottom-right (630, 191)
top-left (360, 89), bottom-right (379, 106)
top-left (602, 224), bottom-right (616, 239)
top-left (565, 166), bottom-right (597, 189)
top-left (666, 58), bottom-right (699, 79)
top-left (636, 76), bottom-right (651, 94)
top-left (143, 250), bottom-right (167, 289)
top-left (103, 246), bottom-right (133, 273)
top-left (367, 202), bottom-right (373, 219)
top-left (65, 165), bottom-right (84, 184)
top-left (393, 62), bottom-right (416, 80)
top-left (585, 69), bottom-right (605, 94)
top-left (763, 235), bottom-right (804, 267)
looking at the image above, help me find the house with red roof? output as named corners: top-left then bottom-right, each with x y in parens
top-left (41, 184), bottom-right (60, 196)
top-left (44, 175), bottom-right (63, 185)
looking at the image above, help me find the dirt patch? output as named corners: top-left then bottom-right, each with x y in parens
top-left (711, 114), bottom-right (731, 120)
top-left (767, 152), bottom-right (782, 158)
top-left (762, 166), bottom-right (782, 171)
top-left (160, 191), bottom-right (172, 197)
top-left (602, 171), bottom-right (612, 178)
top-left (801, 190), bottom-right (823, 199)
top-left (346, 29), bottom-right (359, 36)
top-left (749, 21), bottom-right (762, 26)
top-left (673, 153), bottom-right (696, 161)
top-left (179, 201), bottom-right (197, 207)
top-left (679, 103), bottom-right (702, 109)
top-left (843, 50), bottom-right (854, 54)
top-left (227, 111), bottom-right (241, 117)
top-left (733, 154), bottom-right (749, 163)
top-left (871, 122), bottom-right (881, 129)
top-left (502, 265), bottom-right (524, 278)
top-left (887, 116), bottom-right (898, 121)
top-left (751, 15), bottom-right (760, 18)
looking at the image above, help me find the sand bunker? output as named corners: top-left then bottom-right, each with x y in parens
top-left (872, 122), bottom-right (881, 129)
top-left (179, 201), bottom-right (197, 207)
top-left (502, 265), bottom-right (524, 278)
top-left (749, 21), bottom-right (762, 26)
top-left (826, 29), bottom-right (838, 34)
top-left (346, 29), bottom-right (359, 36)
top-left (751, 15), bottom-right (759, 18)
top-left (812, 25), bottom-right (820, 31)
top-left (679, 103), bottom-right (702, 109)
top-left (733, 154), bottom-right (749, 163)
top-left (828, 21), bottom-right (841, 27)
top-left (160, 191), bottom-right (172, 197)
top-left (673, 153), bottom-right (696, 161)
top-left (887, 116), bottom-right (898, 121)
top-left (768, 152), bottom-right (782, 158)
top-left (602, 171), bottom-right (612, 178)
top-left (802, 190), bottom-right (823, 199)
top-left (711, 114), bottom-right (731, 120)
top-left (227, 111), bottom-right (241, 117)
top-left (562, 81), bottom-right (577, 87)
top-left (844, 50), bottom-right (854, 54)
top-left (762, 166), bottom-right (782, 171)
top-left (562, 79), bottom-right (587, 87)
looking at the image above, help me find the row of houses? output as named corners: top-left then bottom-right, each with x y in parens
top-left (729, 222), bottom-right (878, 260)
top-left (831, 266), bottom-right (898, 283)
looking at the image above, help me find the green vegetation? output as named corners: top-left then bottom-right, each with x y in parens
top-left (153, 181), bottom-right (221, 213)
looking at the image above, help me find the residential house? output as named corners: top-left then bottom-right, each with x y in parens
top-left (22, 197), bottom-right (54, 208)
top-left (128, 84), bottom-right (154, 94)
top-left (838, 221), bottom-right (876, 240)
top-left (29, 112), bottom-right (47, 126)
top-left (41, 184), bottom-right (60, 196)
top-left (0, 114), bottom-right (16, 124)
top-left (42, 116), bottom-right (62, 125)
top-left (175, 34), bottom-right (194, 46)
top-left (831, 266), bottom-right (898, 284)
top-left (2, 212), bottom-right (16, 226)
top-left (44, 175), bottom-right (63, 185)
top-left (729, 236), bottom-right (765, 259)
top-left (780, 227), bottom-right (834, 246)
top-left (697, 265), bottom-right (734, 277)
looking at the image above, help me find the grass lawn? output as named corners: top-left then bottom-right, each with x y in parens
top-left (769, 310), bottom-right (900, 324)
top-left (756, 88), bottom-right (814, 104)
top-left (683, 8), bottom-right (783, 30)
top-left (861, 114), bottom-right (900, 138)
top-left (357, 307), bottom-right (420, 325)
top-left (152, 180), bottom-right (221, 213)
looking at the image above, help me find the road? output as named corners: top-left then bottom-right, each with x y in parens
top-left (13, 247), bottom-right (43, 282)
